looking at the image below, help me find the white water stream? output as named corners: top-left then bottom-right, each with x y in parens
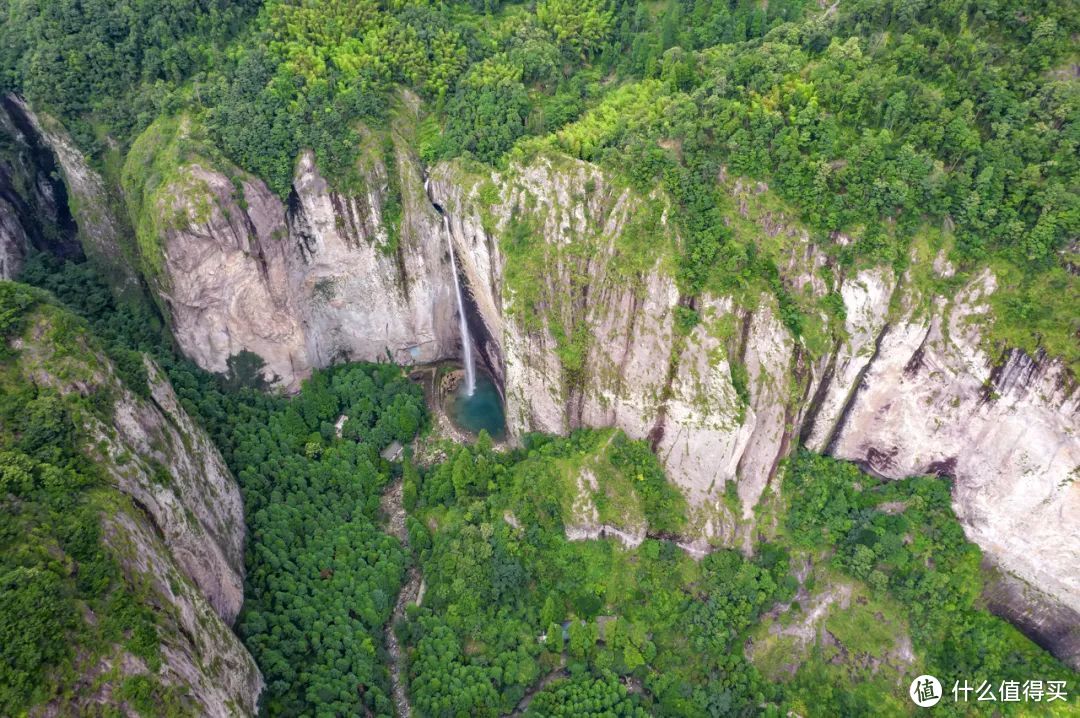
top-left (442, 214), bottom-right (475, 396)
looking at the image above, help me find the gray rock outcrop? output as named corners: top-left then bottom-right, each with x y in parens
top-left (121, 115), bottom-right (457, 390)
top-left (6, 95), bottom-right (141, 293)
top-left (63, 106), bottom-right (1077, 667)
top-left (0, 96), bottom-right (84, 278)
top-left (287, 145), bottom-right (457, 370)
top-left (13, 299), bottom-right (262, 715)
top-left (425, 156), bottom-right (1080, 633)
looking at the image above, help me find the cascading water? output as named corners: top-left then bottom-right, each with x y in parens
top-left (442, 214), bottom-right (476, 396)
top-left (423, 176), bottom-right (505, 438)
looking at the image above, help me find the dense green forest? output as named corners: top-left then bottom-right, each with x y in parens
top-left (16, 258), bottom-right (429, 716)
top-left (3, 258), bottom-right (1075, 715)
top-left (2, 0), bottom-right (1079, 715)
top-left (2, 0), bottom-right (1077, 365)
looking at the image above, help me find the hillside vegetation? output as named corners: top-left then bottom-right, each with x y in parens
top-left (2, 0), bottom-right (1079, 715)
top-left (1, 0), bottom-right (1076, 367)
top-left (7, 258), bottom-right (1078, 715)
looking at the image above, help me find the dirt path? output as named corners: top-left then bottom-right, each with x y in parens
top-left (507, 666), bottom-right (568, 717)
top-left (382, 478), bottom-right (422, 718)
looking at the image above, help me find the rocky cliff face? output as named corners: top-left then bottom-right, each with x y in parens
top-left (0, 156), bottom-right (32, 277)
top-left (0, 96), bottom-right (84, 278)
top-left (12, 299), bottom-right (262, 716)
top-left (804, 266), bottom-right (1080, 615)
top-left (2, 96), bottom-right (141, 292)
top-left (288, 142), bottom-right (458, 370)
top-left (121, 113), bottom-right (457, 390)
top-left (427, 159), bottom-right (836, 551)
top-left (427, 156), bottom-right (1080, 638)
top-left (98, 111), bottom-right (1080, 665)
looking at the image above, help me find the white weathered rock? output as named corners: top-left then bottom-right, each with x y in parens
top-left (129, 136), bottom-right (1080, 636)
top-left (151, 161), bottom-right (311, 389)
top-left (822, 270), bottom-right (1080, 611)
top-left (737, 299), bottom-right (798, 512)
top-left (287, 149), bottom-right (457, 369)
top-left (654, 296), bottom-right (746, 503)
top-left (804, 266), bottom-right (896, 452)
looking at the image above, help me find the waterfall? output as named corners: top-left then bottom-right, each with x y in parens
top-left (442, 214), bottom-right (476, 396)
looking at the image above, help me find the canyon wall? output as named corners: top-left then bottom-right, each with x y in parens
top-left (5, 96), bottom-right (1076, 666)
top-left (1, 96), bottom-right (141, 292)
top-left (119, 112), bottom-right (457, 391)
top-left (9, 297), bottom-right (262, 716)
top-left (120, 121), bottom-right (1076, 637)
top-left (0, 97), bottom-right (83, 278)
top-left (427, 159), bottom-right (1079, 623)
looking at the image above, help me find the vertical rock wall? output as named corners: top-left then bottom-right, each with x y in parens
top-left (806, 269), bottom-right (1080, 613)
top-left (425, 156), bottom-right (1079, 629)
top-left (19, 99), bottom-right (1076, 661)
top-left (287, 146), bottom-right (457, 369)
top-left (8, 96), bottom-right (141, 293)
top-left (120, 116), bottom-right (458, 390)
top-left (0, 96), bottom-right (84, 278)
top-left (13, 303), bottom-right (262, 716)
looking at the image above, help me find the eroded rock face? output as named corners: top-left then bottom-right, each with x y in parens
top-left (15, 303), bottom-right (262, 716)
top-left (427, 158), bottom-right (815, 546)
top-left (0, 173), bottom-right (31, 278)
top-left (0, 96), bottom-right (84, 278)
top-left (802, 266), bottom-right (897, 451)
top-left (96, 508), bottom-right (263, 717)
top-left (104, 359), bottom-right (247, 620)
top-left (428, 157), bottom-right (677, 440)
top-left (20, 313), bottom-right (248, 623)
top-left (8, 96), bottom-right (140, 293)
top-left (808, 269), bottom-right (1080, 614)
top-left (982, 557), bottom-right (1080, 670)
top-left (123, 127), bottom-right (1078, 651)
top-left (425, 157), bottom-right (1079, 629)
top-left (127, 120), bottom-right (457, 390)
top-left (150, 159), bottom-right (310, 388)
top-left (287, 148), bottom-right (457, 369)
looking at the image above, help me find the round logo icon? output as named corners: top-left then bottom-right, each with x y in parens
top-left (909, 675), bottom-right (942, 707)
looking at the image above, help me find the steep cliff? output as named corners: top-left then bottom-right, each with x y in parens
top-left (2, 96), bottom-right (141, 293)
top-left (426, 156), bottom-right (1079, 630)
top-left (427, 158), bottom-right (828, 548)
top-left (120, 110), bottom-right (457, 390)
top-left (119, 120), bottom-right (1078, 662)
top-left (0, 97), bottom-right (84, 279)
top-left (805, 266), bottom-right (1080, 615)
top-left (1, 284), bottom-right (262, 715)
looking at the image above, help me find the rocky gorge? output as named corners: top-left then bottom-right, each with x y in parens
top-left (4, 293), bottom-right (262, 716)
top-left (3, 90), bottom-right (1078, 681)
